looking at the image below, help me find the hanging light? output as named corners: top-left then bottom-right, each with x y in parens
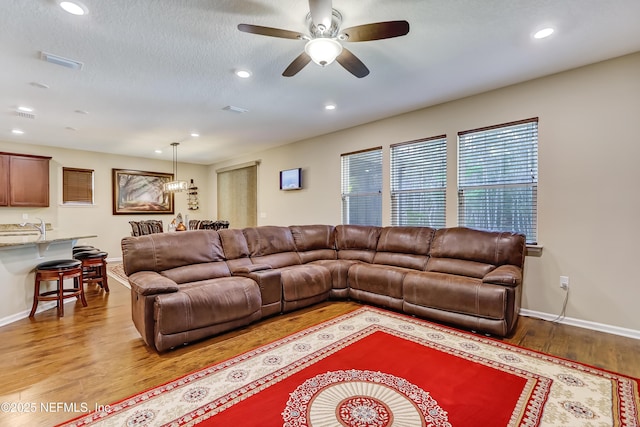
top-left (163, 142), bottom-right (188, 192)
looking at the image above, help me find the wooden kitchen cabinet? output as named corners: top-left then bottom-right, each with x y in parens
top-left (0, 152), bottom-right (51, 207)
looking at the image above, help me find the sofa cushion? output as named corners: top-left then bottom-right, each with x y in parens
top-left (122, 230), bottom-right (224, 276)
top-left (243, 226), bottom-right (301, 268)
top-left (373, 226), bottom-right (434, 270)
top-left (403, 271), bottom-right (508, 320)
top-left (430, 227), bottom-right (526, 267)
top-left (290, 224), bottom-right (337, 263)
top-left (154, 277), bottom-right (261, 335)
top-left (335, 225), bottom-right (381, 263)
top-left (349, 263), bottom-right (407, 299)
top-left (280, 264), bottom-right (332, 302)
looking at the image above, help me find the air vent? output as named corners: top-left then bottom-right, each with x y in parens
top-left (222, 105), bottom-right (249, 114)
top-left (40, 51), bottom-right (84, 70)
top-left (15, 111), bottom-right (36, 120)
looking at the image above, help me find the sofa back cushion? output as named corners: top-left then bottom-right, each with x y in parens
top-left (243, 226), bottom-right (301, 268)
top-left (373, 226), bottom-right (435, 270)
top-left (335, 225), bottom-right (381, 263)
top-left (121, 230), bottom-right (227, 277)
top-left (427, 227), bottom-right (526, 278)
top-left (218, 228), bottom-right (253, 271)
top-left (290, 224), bottom-right (336, 263)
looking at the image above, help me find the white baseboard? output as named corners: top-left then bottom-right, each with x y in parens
top-left (0, 300), bottom-right (75, 328)
top-left (519, 308), bottom-right (640, 340)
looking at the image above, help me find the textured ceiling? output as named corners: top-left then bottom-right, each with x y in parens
top-left (1, 0), bottom-right (640, 164)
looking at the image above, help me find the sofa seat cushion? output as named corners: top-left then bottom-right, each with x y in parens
top-left (403, 271), bottom-right (508, 320)
top-left (349, 263), bottom-right (409, 299)
top-left (154, 277), bottom-right (260, 335)
top-left (280, 264), bottom-right (332, 302)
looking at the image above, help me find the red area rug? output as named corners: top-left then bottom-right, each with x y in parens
top-left (59, 307), bottom-right (639, 427)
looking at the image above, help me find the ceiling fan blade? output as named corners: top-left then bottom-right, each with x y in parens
top-left (340, 21), bottom-right (410, 42)
top-left (282, 52), bottom-right (312, 77)
top-left (308, 0), bottom-right (333, 28)
top-left (238, 24), bottom-right (305, 40)
top-left (336, 48), bottom-right (370, 78)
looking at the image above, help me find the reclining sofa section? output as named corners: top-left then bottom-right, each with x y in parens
top-left (121, 225), bottom-right (526, 352)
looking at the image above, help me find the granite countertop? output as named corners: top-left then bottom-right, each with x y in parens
top-left (0, 224), bottom-right (96, 248)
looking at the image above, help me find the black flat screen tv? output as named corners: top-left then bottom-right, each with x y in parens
top-left (280, 168), bottom-right (302, 190)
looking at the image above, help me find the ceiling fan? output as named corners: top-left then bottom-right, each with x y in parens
top-left (237, 0), bottom-right (410, 78)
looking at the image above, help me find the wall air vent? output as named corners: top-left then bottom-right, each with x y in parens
top-left (15, 111), bottom-right (36, 120)
top-left (40, 51), bottom-right (84, 70)
top-left (222, 105), bottom-right (249, 114)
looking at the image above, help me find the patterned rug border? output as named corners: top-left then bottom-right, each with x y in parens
top-left (58, 306), bottom-right (640, 427)
top-left (106, 263), bottom-right (130, 289)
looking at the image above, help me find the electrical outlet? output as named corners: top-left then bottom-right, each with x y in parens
top-left (22, 213), bottom-right (29, 220)
top-left (559, 276), bottom-right (569, 290)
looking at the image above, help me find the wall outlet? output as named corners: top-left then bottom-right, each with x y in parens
top-left (22, 213), bottom-right (29, 220)
top-left (559, 276), bottom-right (569, 290)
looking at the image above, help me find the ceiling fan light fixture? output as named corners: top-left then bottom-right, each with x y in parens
top-left (305, 38), bottom-right (342, 67)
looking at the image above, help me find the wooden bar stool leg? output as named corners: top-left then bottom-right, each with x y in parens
top-left (57, 270), bottom-right (65, 317)
top-left (78, 274), bottom-right (87, 307)
top-left (29, 273), bottom-right (41, 317)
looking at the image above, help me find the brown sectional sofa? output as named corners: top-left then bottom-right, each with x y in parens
top-left (121, 224), bottom-right (526, 352)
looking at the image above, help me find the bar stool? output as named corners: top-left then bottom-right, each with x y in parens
top-left (74, 250), bottom-right (109, 292)
top-left (30, 259), bottom-right (86, 317)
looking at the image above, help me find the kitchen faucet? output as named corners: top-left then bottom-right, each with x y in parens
top-left (19, 217), bottom-right (46, 236)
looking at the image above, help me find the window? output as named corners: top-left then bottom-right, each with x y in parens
top-left (391, 136), bottom-right (446, 227)
top-left (341, 147), bottom-right (382, 226)
top-left (62, 167), bottom-right (94, 204)
top-left (458, 118), bottom-right (538, 243)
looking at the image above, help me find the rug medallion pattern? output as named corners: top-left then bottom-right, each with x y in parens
top-left (59, 307), bottom-right (639, 427)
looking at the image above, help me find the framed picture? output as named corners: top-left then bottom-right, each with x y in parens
top-left (112, 169), bottom-right (174, 214)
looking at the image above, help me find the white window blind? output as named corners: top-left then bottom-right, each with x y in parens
top-left (391, 136), bottom-right (446, 227)
top-left (458, 118), bottom-right (538, 243)
top-left (341, 147), bottom-right (382, 226)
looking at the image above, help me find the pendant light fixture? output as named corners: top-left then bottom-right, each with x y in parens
top-left (163, 142), bottom-right (188, 192)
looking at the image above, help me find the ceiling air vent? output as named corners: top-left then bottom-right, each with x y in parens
top-left (15, 111), bottom-right (36, 120)
top-left (40, 51), bottom-right (84, 70)
top-left (222, 105), bottom-right (249, 114)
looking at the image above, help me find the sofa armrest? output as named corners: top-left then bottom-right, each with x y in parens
top-left (234, 263), bottom-right (272, 274)
top-left (235, 268), bottom-right (282, 308)
top-left (482, 265), bottom-right (522, 287)
top-left (128, 271), bottom-right (180, 296)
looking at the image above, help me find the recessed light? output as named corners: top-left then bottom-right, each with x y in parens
top-left (59, 1), bottom-right (88, 16)
top-left (235, 70), bottom-right (252, 78)
top-left (190, 132), bottom-right (200, 137)
top-left (11, 129), bottom-right (24, 135)
top-left (17, 106), bottom-right (34, 112)
top-left (325, 104), bottom-right (336, 110)
top-left (65, 126), bottom-right (77, 131)
top-left (533, 27), bottom-right (554, 39)
top-left (75, 109), bottom-right (89, 115)
top-left (155, 149), bottom-right (163, 154)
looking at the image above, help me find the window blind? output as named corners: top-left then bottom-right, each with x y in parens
top-left (458, 118), bottom-right (538, 243)
top-left (391, 136), bottom-right (446, 228)
top-left (341, 147), bottom-right (382, 226)
top-left (62, 167), bottom-right (93, 204)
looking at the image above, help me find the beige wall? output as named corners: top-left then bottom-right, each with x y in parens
top-left (0, 144), bottom-right (211, 258)
top-left (213, 52), bottom-right (640, 333)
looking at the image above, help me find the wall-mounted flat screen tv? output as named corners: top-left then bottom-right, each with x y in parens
top-left (280, 168), bottom-right (302, 190)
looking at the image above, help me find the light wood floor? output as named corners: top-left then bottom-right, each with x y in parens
top-left (1, 276), bottom-right (639, 427)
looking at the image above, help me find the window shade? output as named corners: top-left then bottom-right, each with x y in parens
top-left (62, 167), bottom-right (93, 204)
top-left (341, 147), bottom-right (382, 226)
top-left (458, 118), bottom-right (538, 243)
top-left (391, 136), bottom-right (446, 228)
